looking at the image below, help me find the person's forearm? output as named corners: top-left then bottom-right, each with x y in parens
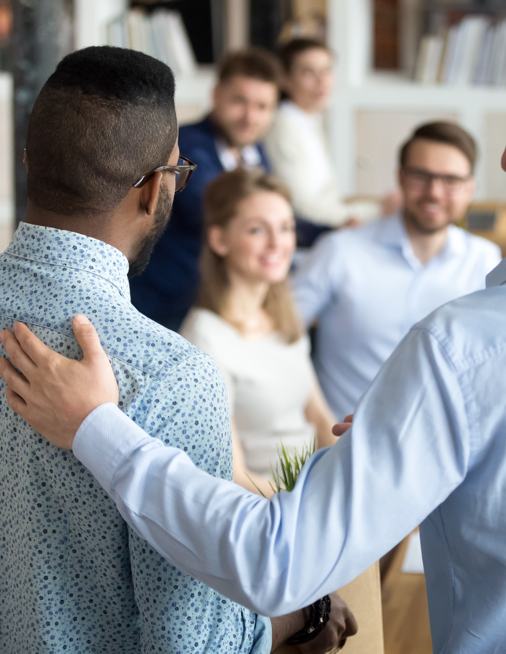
top-left (73, 326), bottom-right (468, 618)
top-left (270, 608), bottom-right (308, 651)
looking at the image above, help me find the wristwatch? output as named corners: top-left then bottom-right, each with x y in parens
top-left (285, 595), bottom-right (332, 646)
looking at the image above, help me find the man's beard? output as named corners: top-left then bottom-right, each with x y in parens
top-left (403, 205), bottom-right (452, 236)
top-left (128, 184), bottom-right (173, 278)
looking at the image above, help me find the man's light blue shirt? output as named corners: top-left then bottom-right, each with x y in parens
top-left (75, 257), bottom-right (506, 653)
top-left (0, 223), bottom-right (270, 653)
top-left (292, 213), bottom-right (501, 419)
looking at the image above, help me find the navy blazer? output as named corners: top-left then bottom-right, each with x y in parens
top-left (130, 115), bottom-right (270, 329)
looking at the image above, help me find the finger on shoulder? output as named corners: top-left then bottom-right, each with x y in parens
top-left (0, 357), bottom-right (30, 396)
top-left (13, 321), bottom-right (54, 366)
top-left (0, 329), bottom-right (37, 373)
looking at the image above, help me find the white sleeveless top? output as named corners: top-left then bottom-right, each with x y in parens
top-left (180, 308), bottom-right (315, 476)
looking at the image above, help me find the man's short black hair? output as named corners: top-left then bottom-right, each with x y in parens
top-left (26, 46), bottom-right (177, 216)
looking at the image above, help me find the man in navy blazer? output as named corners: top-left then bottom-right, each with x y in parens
top-left (130, 49), bottom-right (280, 331)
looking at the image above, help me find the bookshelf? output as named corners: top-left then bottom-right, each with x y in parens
top-left (3, 0), bottom-right (506, 244)
top-left (326, 0), bottom-right (506, 202)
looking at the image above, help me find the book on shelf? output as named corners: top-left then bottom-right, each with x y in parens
top-left (414, 35), bottom-right (443, 84)
top-left (106, 8), bottom-right (197, 76)
top-left (414, 14), bottom-right (506, 87)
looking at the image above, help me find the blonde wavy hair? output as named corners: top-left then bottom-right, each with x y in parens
top-left (198, 168), bottom-right (303, 344)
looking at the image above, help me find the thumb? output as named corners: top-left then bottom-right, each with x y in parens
top-left (73, 315), bottom-right (104, 362)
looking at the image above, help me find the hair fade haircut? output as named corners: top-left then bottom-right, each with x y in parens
top-left (277, 38), bottom-right (332, 74)
top-left (399, 121), bottom-right (477, 173)
top-left (199, 168), bottom-right (302, 344)
top-left (26, 46), bottom-right (178, 217)
top-left (217, 47), bottom-right (282, 86)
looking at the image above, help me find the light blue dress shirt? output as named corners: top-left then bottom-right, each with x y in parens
top-left (0, 223), bottom-right (269, 653)
top-left (74, 257), bottom-right (506, 653)
top-left (292, 213), bottom-right (501, 419)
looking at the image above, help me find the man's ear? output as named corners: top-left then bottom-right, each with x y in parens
top-left (23, 149), bottom-right (29, 172)
top-left (139, 172), bottom-right (163, 216)
top-left (207, 225), bottom-right (228, 257)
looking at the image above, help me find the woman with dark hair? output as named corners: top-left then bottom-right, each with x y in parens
top-left (265, 38), bottom-right (399, 246)
top-left (180, 168), bottom-right (336, 496)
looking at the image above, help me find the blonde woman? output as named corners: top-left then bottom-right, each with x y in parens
top-left (180, 168), bottom-right (336, 497)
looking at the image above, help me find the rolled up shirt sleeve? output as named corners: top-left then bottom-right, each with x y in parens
top-left (73, 324), bottom-right (470, 617)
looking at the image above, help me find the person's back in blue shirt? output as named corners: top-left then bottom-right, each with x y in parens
top-left (0, 223), bottom-right (268, 653)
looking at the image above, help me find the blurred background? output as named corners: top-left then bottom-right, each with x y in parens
top-left (2, 2), bottom-right (506, 652)
top-left (2, 0), bottom-right (506, 253)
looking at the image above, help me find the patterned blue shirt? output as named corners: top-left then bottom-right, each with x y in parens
top-left (0, 223), bottom-right (269, 653)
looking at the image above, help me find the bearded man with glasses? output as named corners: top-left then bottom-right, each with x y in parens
top-left (293, 121), bottom-right (501, 424)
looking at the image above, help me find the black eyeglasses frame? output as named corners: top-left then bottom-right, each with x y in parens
top-left (132, 155), bottom-right (197, 193)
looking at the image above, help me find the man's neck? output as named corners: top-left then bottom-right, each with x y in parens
top-left (25, 203), bottom-right (106, 239)
top-left (24, 202), bottom-right (134, 263)
top-left (402, 211), bottom-right (449, 265)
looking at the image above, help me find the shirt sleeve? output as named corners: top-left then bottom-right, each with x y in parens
top-left (291, 233), bottom-right (344, 326)
top-left (73, 325), bottom-right (470, 617)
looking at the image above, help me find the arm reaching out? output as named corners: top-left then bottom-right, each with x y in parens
top-left (0, 316), bottom-right (468, 618)
top-left (0, 314), bottom-right (118, 447)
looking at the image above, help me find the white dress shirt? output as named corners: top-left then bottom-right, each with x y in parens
top-left (292, 213), bottom-right (502, 419)
top-left (73, 257), bottom-right (506, 652)
top-left (215, 138), bottom-right (263, 172)
top-left (264, 101), bottom-right (379, 226)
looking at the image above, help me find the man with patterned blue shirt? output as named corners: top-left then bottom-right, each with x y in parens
top-left (0, 47), bottom-right (355, 653)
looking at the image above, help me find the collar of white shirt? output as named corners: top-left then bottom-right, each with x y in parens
top-left (215, 138), bottom-right (262, 172)
top-left (486, 256), bottom-right (506, 287)
top-left (377, 213), bottom-right (466, 269)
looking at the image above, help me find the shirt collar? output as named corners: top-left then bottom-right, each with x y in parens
top-left (214, 137), bottom-right (262, 172)
top-left (6, 222), bottom-right (131, 299)
top-left (376, 212), bottom-right (467, 266)
top-left (486, 257), bottom-right (506, 288)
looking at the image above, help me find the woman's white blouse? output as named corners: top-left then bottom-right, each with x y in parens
top-left (180, 308), bottom-right (315, 476)
top-left (264, 100), bottom-right (379, 227)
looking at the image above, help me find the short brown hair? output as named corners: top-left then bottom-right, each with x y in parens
top-left (277, 38), bottom-right (332, 74)
top-left (217, 48), bottom-right (282, 86)
top-left (400, 122), bottom-right (477, 173)
top-left (199, 169), bottom-right (302, 344)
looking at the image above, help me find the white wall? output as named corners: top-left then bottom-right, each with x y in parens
top-left (74, 0), bottom-right (127, 50)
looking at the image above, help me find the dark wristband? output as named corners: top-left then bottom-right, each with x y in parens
top-left (284, 595), bottom-right (331, 646)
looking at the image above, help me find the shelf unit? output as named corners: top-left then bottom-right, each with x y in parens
top-left (4, 0), bottom-right (506, 248)
top-left (327, 0), bottom-right (506, 201)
